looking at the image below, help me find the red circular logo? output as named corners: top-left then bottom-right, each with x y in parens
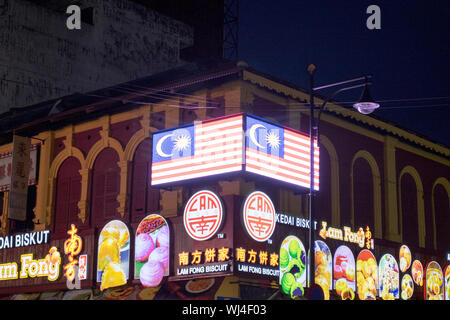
top-left (183, 190), bottom-right (224, 241)
top-left (243, 191), bottom-right (276, 242)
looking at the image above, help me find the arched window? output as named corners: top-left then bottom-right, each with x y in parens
top-left (433, 180), bottom-right (450, 252)
top-left (352, 158), bottom-right (374, 228)
top-left (130, 138), bottom-right (160, 222)
top-left (53, 157), bottom-right (82, 234)
top-left (316, 146), bottom-right (332, 223)
top-left (350, 150), bottom-right (382, 238)
top-left (91, 148), bottom-right (120, 226)
top-left (399, 173), bottom-right (420, 248)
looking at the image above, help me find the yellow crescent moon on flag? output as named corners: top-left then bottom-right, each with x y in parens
top-left (156, 134), bottom-right (174, 157)
top-left (249, 124), bottom-right (266, 149)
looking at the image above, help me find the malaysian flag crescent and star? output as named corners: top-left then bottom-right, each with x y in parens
top-left (151, 114), bottom-right (244, 185)
top-left (151, 113), bottom-right (319, 190)
top-left (245, 115), bottom-right (320, 190)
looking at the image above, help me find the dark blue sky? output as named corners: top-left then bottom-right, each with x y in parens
top-left (238, 0), bottom-right (450, 146)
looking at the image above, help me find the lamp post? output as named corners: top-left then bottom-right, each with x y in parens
top-left (306, 64), bottom-right (379, 295)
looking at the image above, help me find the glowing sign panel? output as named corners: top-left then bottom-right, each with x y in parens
top-left (245, 115), bottom-right (319, 190)
top-left (243, 191), bottom-right (276, 242)
top-left (151, 114), bottom-right (244, 185)
top-left (151, 114), bottom-right (318, 190)
top-left (63, 224), bottom-right (83, 282)
top-left (184, 190), bottom-right (224, 241)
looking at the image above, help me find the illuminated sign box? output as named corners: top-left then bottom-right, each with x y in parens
top-left (151, 114), bottom-right (319, 190)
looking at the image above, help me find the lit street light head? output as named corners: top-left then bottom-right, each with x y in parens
top-left (353, 83), bottom-right (380, 114)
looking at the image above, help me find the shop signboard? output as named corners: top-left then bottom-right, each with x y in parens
top-left (0, 247), bottom-right (61, 282)
top-left (184, 190), bottom-right (224, 241)
top-left (379, 254), bottom-right (400, 300)
top-left (8, 135), bottom-right (31, 221)
top-left (97, 220), bottom-right (130, 291)
top-left (63, 224), bottom-right (83, 282)
top-left (135, 214), bottom-right (170, 287)
top-left (235, 247), bottom-right (279, 278)
top-left (0, 144), bottom-right (38, 192)
top-left (242, 191), bottom-right (276, 242)
top-left (0, 230), bottom-right (50, 250)
top-left (356, 249), bottom-right (378, 300)
top-left (78, 254), bottom-right (87, 280)
top-left (319, 221), bottom-right (374, 249)
top-left (176, 247), bottom-right (232, 277)
top-left (172, 191), bottom-right (234, 281)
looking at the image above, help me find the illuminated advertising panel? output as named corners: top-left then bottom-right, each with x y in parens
top-left (314, 240), bottom-right (332, 300)
top-left (0, 247), bottom-right (61, 282)
top-left (176, 247), bottom-right (232, 277)
top-left (235, 247), bottom-right (279, 278)
top-left (401, 274), bottom-right (414, 300)
top-left (183, 190), bottom-right (224, 241)
top-left (399, 245), bottom-right (412, 273)
top-left (425, 261), bottom-right (443, 300)
top-left (63, 224), bottom-right (82, 282)
top-left (97, 220), bottom-right (130, 291)
top-left (242, 191), bottom-right (276, 242)
top-left (151, 114), bottom-right (244, 186)
top-left (279, 235), bottom-right (307, 299)
top-left (356, 249), bottom-right (378, 300)
top-left (134, 214), bottom-right (169, 287)
top-left (444, 265), bottom-right (450, 300)
top-left (244, 115), bottom-right (319, 190)
top-left (411, 260), bottom-right (424, 286)
top-left (333, 245), bottom-right (356, 299)
top-left (379, 254), bottom-right (399, 300)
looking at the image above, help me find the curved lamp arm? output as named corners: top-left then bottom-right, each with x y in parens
top-left (314, 82), bottom-right (372, 140)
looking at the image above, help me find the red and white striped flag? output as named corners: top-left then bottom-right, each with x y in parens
top-left (151, 114), bottom-right (244, 185)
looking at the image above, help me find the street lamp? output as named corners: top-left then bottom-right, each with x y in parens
top-left (306, 64), bottom-right (379, 295)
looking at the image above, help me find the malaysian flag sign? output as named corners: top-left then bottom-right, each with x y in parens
top-left (151, 113), bottom-right (319, 190)
top-left (151, 114), bottom-right (244, 185)
top-left (245, 115), bottom-right (320, 190)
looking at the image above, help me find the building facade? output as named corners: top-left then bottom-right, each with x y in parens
top-left (0, 61), bottom-right (448, 300)
top-left (0, 0), bottom-right (194, 113)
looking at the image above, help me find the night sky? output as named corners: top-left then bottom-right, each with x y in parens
top-left (238, 0), bottom-right (450, 147)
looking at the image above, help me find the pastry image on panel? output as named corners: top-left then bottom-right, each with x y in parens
top-left (97, 220), bottom-right (130, 290)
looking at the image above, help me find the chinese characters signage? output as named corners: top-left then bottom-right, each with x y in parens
top-left (0, 143), bottom-right (38, 192)
top-left (64, 224), bottom-right (83, 282)
top-left (176, 247), bottom-right (232, 276)
top-left (184, 190), bottom-right (224, 241)
top-left (8, 135), bottom-right (31, 221)
top-left (242, 191), bottom-right (276, 242)
top-left (235, 247), bottom-right (279, 277)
